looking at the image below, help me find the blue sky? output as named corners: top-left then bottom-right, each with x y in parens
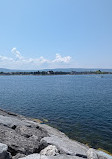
top-left (0, 0), bottom-right (112, 69)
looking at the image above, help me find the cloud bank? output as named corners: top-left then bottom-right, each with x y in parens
top-left (0, 48), bottom-right (72, 69)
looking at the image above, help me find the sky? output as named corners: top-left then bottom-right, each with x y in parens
top-left (0, 0), bottom-right (112, 70)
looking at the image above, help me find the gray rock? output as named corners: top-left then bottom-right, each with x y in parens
top-left (0, 115), bottom-right (30, 128)
top-left (0, 124), bottom-right (40, 156)
top-left (39, 123), bottom-right (89, 157)
top-left (97, 150), bottom-right (111, 159)
top-left (47, 155), bottom-right (85, 159)
top-left (15, 125), bottom-right (47, 139)
top-left (0, 110), bottom-right (88, 158)
top-left (87, 148), bottom-right (98, 159)
top-left (0, 143), bottom-right (11, 159)
top-left (18, 154), bottom-right (41, 159)
top-left (12, 153), bottom-right (25, 159)
top-left (19, 154), bottom-right (83, 159)
top-left (87, 148), bottom-right (111, 159)
top-left (0, 143), bottom-right (8, 153)
top-left (39, 123), bottom-right (67, 138)
top-left (40, 145), bottom-right (59, 156)
top-left (0, 109), bottom-right (111, 159)
top-left (41, 135), bottom-right (88, 156)
top-left (98, 156), bottom-right (108, 159)
top-left (0, 112), bottom-right (48, 158)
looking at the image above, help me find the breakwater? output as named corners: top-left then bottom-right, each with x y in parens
top-left (0, 108), bottom-right (111, 159)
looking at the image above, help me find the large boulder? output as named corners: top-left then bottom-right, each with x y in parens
top-left (0, 116), bottom-right (48, 158)
top-left (40, 145), bottom-right (59, 156)
top-left (0, 115), bottom-right (30, 128)
top-left (40, 136), bottom-right (88, 156)
top-left (0, 124), bottom-right (40, 157)
top-left (87, 148), bottom-right (98, 159)
top-left (15, 125), bottom-right (47, 140)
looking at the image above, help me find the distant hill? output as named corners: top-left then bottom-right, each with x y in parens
top-left (0, 68), bottom-right (13, 72)
top-left (0, 68), bottom-right (112, 72)
top-left (40, 68), bottom-right (112, 72)
top-left (0, 68), bottom-right (37, 72)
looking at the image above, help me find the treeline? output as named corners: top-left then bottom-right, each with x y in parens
top-left (0, 71), bottom-right (70, 75)
top-left (0, 70), bottom-right (111, 75)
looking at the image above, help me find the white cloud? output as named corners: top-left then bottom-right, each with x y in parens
top-left (0, 55), bottom-right (14, 61)
top-left (0, 48), bottom-right (72, 69)
top-left (52, 53), bottom-right (71, 63)
top-left (11, 48), bottom-right (23, 60)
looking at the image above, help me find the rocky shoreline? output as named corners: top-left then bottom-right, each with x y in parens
top-left (0, 109), bottom-right (111, 159)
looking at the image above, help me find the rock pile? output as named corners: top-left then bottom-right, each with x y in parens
top-left (0, 109), bottom-right (110, 159)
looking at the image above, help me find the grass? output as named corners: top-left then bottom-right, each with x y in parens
top-left (32, 118), bottom-right (43, 123)
top-left (32, 118), bottom-right (49, 124)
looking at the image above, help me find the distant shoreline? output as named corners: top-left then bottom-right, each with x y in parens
top-left (0, 70), bottom-right (112, 76)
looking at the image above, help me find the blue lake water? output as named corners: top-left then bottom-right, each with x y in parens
top-left (0, 75), bottom-right (112, 153)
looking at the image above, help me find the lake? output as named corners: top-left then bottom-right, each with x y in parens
top-left (0, 75), bottom-right (112, 153)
